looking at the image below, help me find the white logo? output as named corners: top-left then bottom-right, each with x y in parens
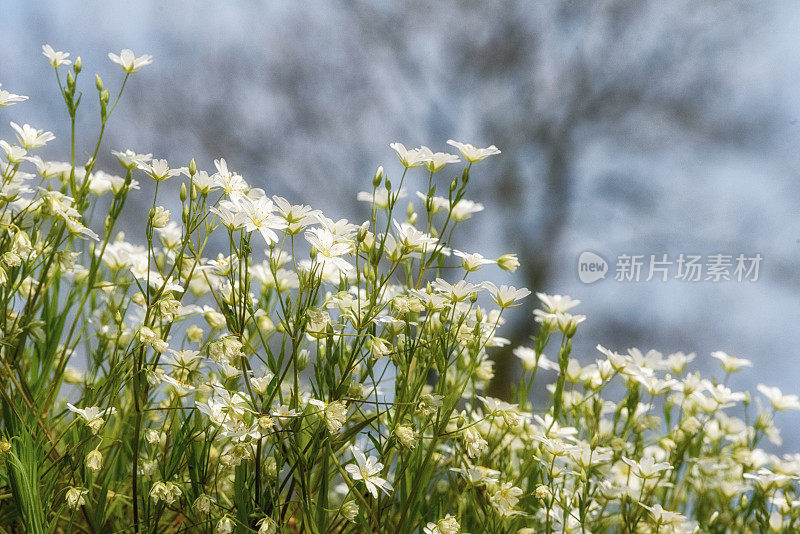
top-left (578, 251), bottom-right (608, 284)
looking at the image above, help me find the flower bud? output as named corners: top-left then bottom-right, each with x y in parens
top-left (265, 456), bottom-right (278, 479)
top-left (534, 484), bottom-right (552, 501)
top-left (74, 57), bottom-right (82, 73)
top-left (146, 429), bottom-right (163, 446)
top-left (296, 349), bottom-right (309, 371)
top-left (395, 425), bottom-right (417, 449)
top-left (341, 500), bottom-right (358, 523)
top-left (258, 415), bottom-right (275, 431)
top-left (150, 206), bottom-right (170, 228)
top-left (187, 325), bottom-right (204, 343)
top-left (188, 158), bottom-right (197, 176)
top-left (95, 74), bottom-right (104, 91)
top-left (65, 487), bottom-right (87, 510)
top-left (193, 494), bottom-right (212, 514)
top-left (147, 368), bottom-right (163, 386)
top-left (85, 449), bottom-right (103, 472)
top-left (180, 183), bottom-right (188, 202)
top-left (216, 516), bottom-right (233, 534)
top-left (357, 221), bottom-right (369, 243)
top-left (497, 253), bottom-right (520, 272)
top-left (372, 165), bottom-right (383, 187)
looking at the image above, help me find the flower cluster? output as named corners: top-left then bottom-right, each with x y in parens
top-left (0, 46), bottom-right (797, 534)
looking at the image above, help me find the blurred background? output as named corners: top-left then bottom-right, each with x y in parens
top-left (2, 1), bottom-right (800, 444)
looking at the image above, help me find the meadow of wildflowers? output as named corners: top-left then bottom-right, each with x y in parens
top-left (0, 46), bottom-right (798, 534)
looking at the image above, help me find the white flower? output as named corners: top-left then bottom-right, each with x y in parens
top-left (449, 198), bottom-right (484, 221)
top-left (395, 425), bottom-right (418, 449)
top-left (462, 427), bottom-right (488, 458)
top-left (112, 149), bottom-right (152, 170)
top-left (239, 196), bottom-right (287, 245)
top-left (193, 494), bottom-right (212, 514)
top-left (453, 250), bottom-right (495, 271)
top-left (191, 170), bottom-right (217, 194)
top-left (711, 351), bottom-right (752, 373)
top-left (316, 215), bottom-right (360, 241)
top-left (535, 293), bottom-right (581, 314)
top-left (423, 150), bottom-right (461, 173)
top-left (211, 158), bottom-right (249, 199)
top-left (340, 500), bottom-right (359, 522)
top-left (483, 282), bottom-right (531, 308)
top-left (641, 503), bottom-right (686, 526)
top-left (757, 384), bottom-right (800, 411)
top-left (271, 404), bottom-right (300, 425)
top-left (139, 159), bottom-right (186, 181)
top-left (10, 122), bottom-right (54, 150)
top-left (65, 486), bottom-right (88, 509)
top-left (489, 482), bottom-right (524, 517)
top-left (477, 396), bottom-right (525, 426)
top-left (389, 142), bottom-right (433, 168)
top-left (497, 253), bottom-right (520, 272)
top-left (211, 200), bottom-right (247, 230)
top-left (150, 206), bottom-right (170, 228)
top-left (1, 140), bottom-right (27, 163)
top-left (65, 217), bottom-right (100, 241)
top-left (273, 195), bottom-right (321, 233)
top-left (0, 84), bottom-right (28, 107)
top-left (85, 449), bottom-right (103, 472)
top-left (416, 191), bottom-right (450, 214)
top-left (108, 49), bottom-right (153, 73)
top-left (629, 367), bottom-right (678, 396)
top-left (431, 278), bottom-right (483, 303)
top-left (308, 399), bottom-right (348, 433)
top-left (344, 445), bottom-right (393, 498)
top-left (446, 139), bottom-right (501, 163)
top-left (305, 227), bottom-right (354, 273)
top-left (87, 170), bottom-right (124, 195)
top-left (361, 336), bottom-right (389, 359)
top-left (621, 456), bottom-right (673, 479)
top-left (393, 220), bottom-right (438, 251)
top-left (450, 465), bottom-right (500, 485)
top-left (42, 44), bottom-right (71, 67)
top-left (666, 351), bottom-right (695, 374)
top-left (161, 374), bottom-right (196, 396)
top-left (216, 516), bottom-right (234, 534)
top-left (165, 349), bottom-right (201, 368)
top-left (701, 381), bottom-right (747, 408)
top-left (513, 346), bottom-right (540, 371)
top-left (66, 403), bottom-right (116, 434)
top-left (423, 514), bottom-right (460, 534)
top-left (357, 187), bottom-right (406, 210)
top-left (256, 517), bottom-right (277, 534)
top-left (744, 467), bottom-right (795, 491)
